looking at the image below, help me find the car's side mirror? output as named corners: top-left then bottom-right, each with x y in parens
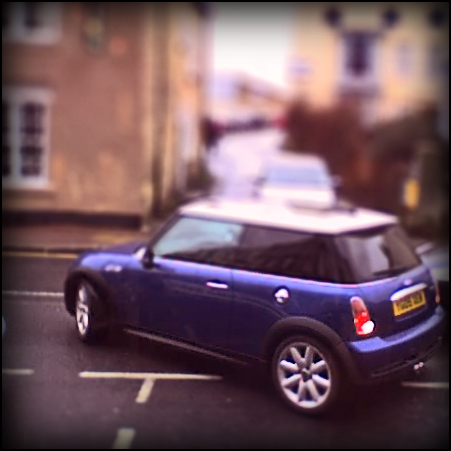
top-left (141, 247), bottom-right (155, 269)
top-left (415, 242), bottom-right (435, 256)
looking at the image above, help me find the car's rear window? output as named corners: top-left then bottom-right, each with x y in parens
top-left (266, 164), bottom-right (331, 186)
top-left (333, 225), bottom-right (422, 283)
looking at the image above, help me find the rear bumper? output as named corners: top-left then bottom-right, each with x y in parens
top-left (344, 306), bottom-right (446, 383)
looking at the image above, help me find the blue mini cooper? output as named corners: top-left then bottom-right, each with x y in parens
top-left (64, 198), bottom-right (445, 415)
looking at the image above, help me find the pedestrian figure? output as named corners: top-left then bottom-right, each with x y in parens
top-left (201, 116), bottom-right (222, 157)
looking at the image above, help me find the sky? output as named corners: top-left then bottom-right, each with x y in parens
top-left (210, 3), bottom-right (297, 90)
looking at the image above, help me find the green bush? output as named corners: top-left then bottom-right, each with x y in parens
top-left (282, 101), bottom-right (446, 220)
top-left (282, 100), bottom-right (365, 178)
top-left (282, 99), bottom-right (368, 203)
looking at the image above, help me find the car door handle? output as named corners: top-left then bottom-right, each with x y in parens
top-left (206, 281), bottom-right (229, 290)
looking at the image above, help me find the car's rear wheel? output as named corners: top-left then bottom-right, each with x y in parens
top-left (75, 279), bottom-right (108, 344)
top-left (271, 335), bottom-right (341, 416)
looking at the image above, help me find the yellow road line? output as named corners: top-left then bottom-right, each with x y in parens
top-left (79, 371), bottom-right (222, 381)
top-left (402, 381), bottom-right (449, 389)
top-left (2, 369), bottom-right (35, 376)
top-left (112, 428), bottom-right (136, 450)
top-left (2, 290), bottom-right (64, 298)
top-left (2, 251), bottom-right (78, 259)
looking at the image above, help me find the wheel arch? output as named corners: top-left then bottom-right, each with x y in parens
top-left (64, 268), bottom-right (115, 320)
top-left (262, 316), bottom-right (360, 381)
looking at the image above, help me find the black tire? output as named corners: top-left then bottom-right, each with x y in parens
top-left (270, 335), bottom-right (341, 416)
top-left (74, 279), bottom-right (109, 344)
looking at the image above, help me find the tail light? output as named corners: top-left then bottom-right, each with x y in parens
top-left (350, 296), bottom-right (375, 336)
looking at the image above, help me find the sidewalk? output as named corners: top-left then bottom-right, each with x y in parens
top-left (2, 223), bottom-right (161, 254)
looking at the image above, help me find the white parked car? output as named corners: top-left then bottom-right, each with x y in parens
top-left (254, 153), bottom-right (340, 208)
top-left (416, 242), bottom-right (449, 312)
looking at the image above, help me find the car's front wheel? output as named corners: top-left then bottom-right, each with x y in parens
top-left (75, 279), bottom-right (108, 344)
top-left (271, 335), bottom-right (341, 416)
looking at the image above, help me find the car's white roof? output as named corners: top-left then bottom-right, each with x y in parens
top-left (179, 198), bottom-right (398, 235)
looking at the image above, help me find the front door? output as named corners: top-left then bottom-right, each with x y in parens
top-left (129, 215), bottom-right (244, 350)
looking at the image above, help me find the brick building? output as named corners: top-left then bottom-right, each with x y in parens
top-left (2, 2), bottom-right (210, 225)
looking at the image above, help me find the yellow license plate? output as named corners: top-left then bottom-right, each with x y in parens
top-left (393, 291), bottom-right (427, 316)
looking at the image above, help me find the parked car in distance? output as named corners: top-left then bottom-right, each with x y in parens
top-left (416, 242), bottom-right (449, 312)
top-left (253, 153), bottom-right (340, 208)
top-left (64, 197), bottom-right (445, 416)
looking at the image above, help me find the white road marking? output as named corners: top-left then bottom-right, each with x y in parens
top-left (2, 251), bottom-right (78, 259)
top-left (112, 428), bottom-right (136, 449)
top-left (2, 369), bottom-right (35, 376)
top-left (136, 378), bottom-right (155, 404)
top-left (402, 381), bottom-right (449, 389)
top-left (2, 290), bottom-right (64, 298)
top-left (79, 371), bottom-right (222, 404)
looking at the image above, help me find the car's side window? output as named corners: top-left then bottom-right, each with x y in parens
top-left (153, 215), bottom-right (244, 267)
top-left (235, 225), bottom-right (337, 282)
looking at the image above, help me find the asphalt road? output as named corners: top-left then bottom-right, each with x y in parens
top-left (2, 254), bottom-right (449, 449)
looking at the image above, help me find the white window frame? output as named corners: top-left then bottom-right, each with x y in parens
top-left (2, 2), bottom-right (62, 45)
top-left (2, 86), bottom-right (54, 189)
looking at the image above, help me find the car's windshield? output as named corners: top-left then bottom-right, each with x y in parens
top-left (333, 225), bottom-right (421, 283)
top-left (266, 164), bottom-right (331, 186)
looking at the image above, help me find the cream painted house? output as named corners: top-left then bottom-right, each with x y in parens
top-left (287, 2), bottom-right (449, 126)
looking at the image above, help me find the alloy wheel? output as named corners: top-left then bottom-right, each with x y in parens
top-left (75, 284), bottom-right (91, 337)
top-left (276, 340), bottom-right (333, 410)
